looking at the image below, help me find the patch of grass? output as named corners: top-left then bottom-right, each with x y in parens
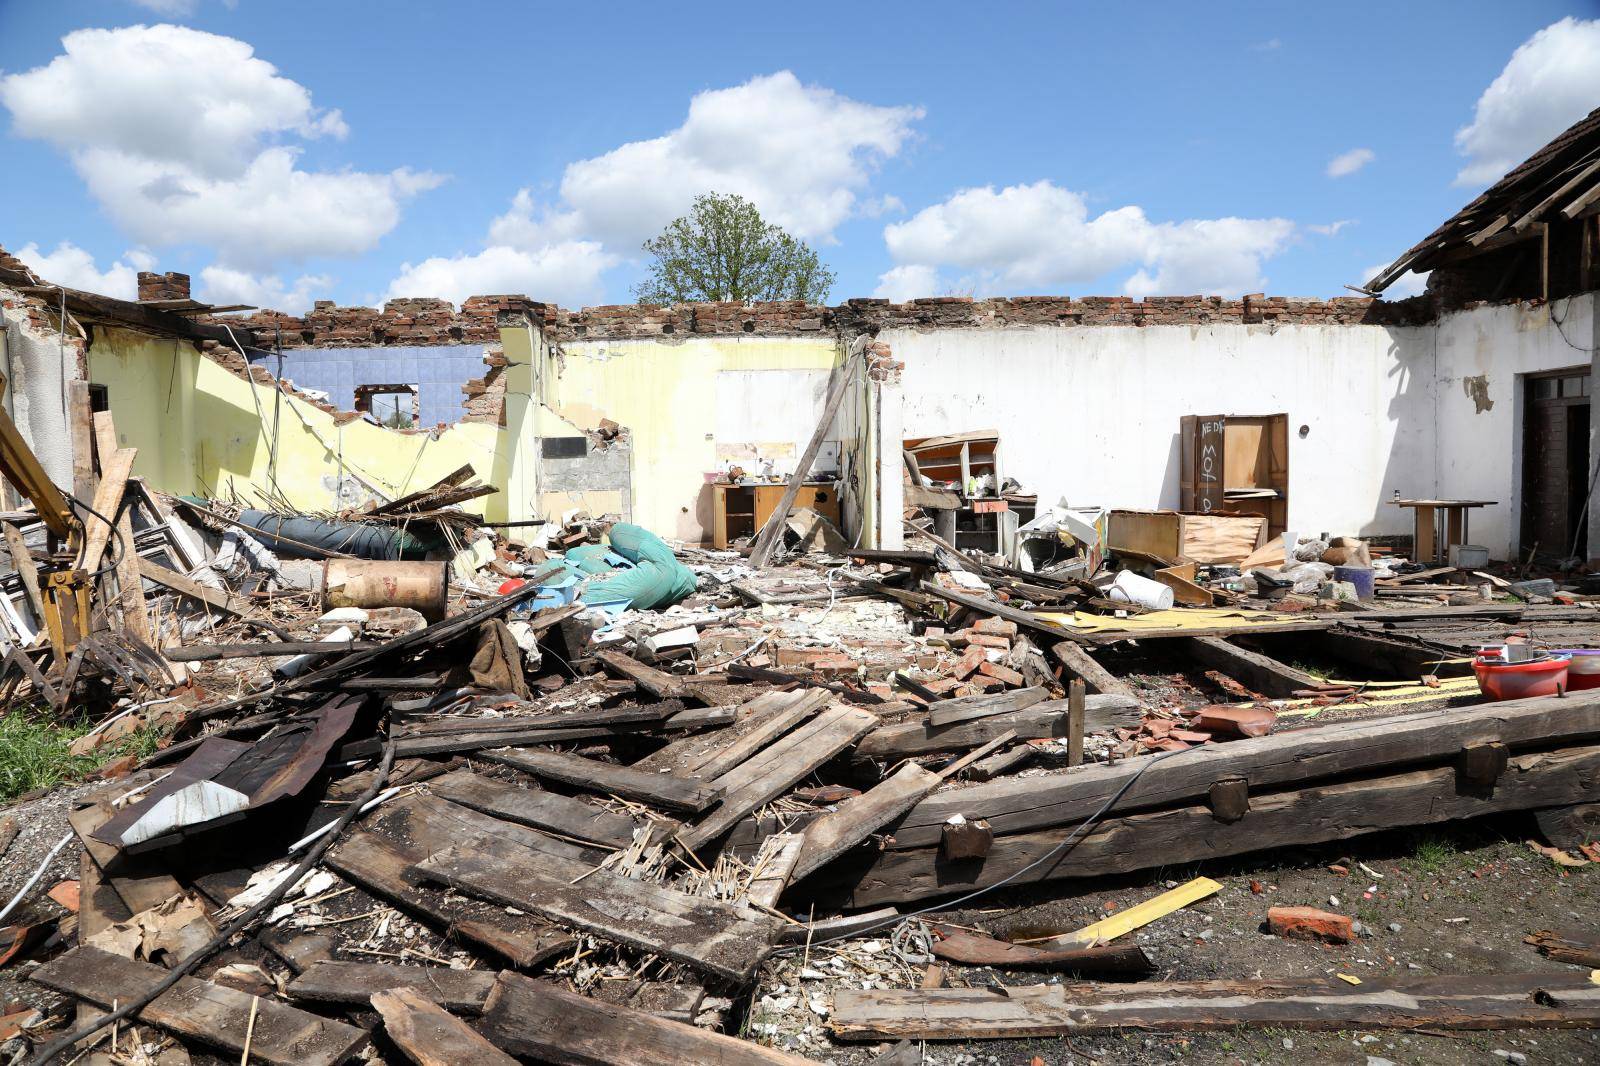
top-left (1411, 833), bottom-right (1459, 873)
top-left (0, 709), bottom-right (96, 802)
top-left (0, 708), bottom-right (171, 803)
top-left (1290, 660), bottom-right (1334, 682)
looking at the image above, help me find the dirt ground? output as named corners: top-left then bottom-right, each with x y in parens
top-left (5, 772), bottom-right (1600, 1064)
top-left (750, 811), bottom-right (1600, 1065)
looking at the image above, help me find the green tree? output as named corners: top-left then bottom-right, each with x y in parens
top-left (633, 192), bottom-right (836, 305)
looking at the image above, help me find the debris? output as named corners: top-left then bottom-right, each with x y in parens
top-left (1267, 905), bottom-right (1353, 944)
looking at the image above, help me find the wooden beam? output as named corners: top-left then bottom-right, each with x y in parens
top-left (749, 356), bottom-right (856, 568)
top-left (881, 692), bottom-right (1600, 851)
top-left (920, 582), bottom-right (1093, 645)
top-left (480, 971), bottom-right (817, 1065)
top-left (1050, 641), bottom-right (1135, 698)
top-left (831, 742), bottom-right (1600, 907)
top-left (594, 647), bottom-right (687, 698)
top-left (830, 972), bottom-right (1600, 1040)
top-left (415, 839), bottom-right (781, 984)
top-left (926, 686), bottom-right (1047, 727)
top-left (426, 769), bottom-right (642, 850)
top-left (484, 746), bottom-right (722, 814)
top-left (856, 694), bottom-right (1139, 759)
top-left (791, 763), bottom-right (941, 882)
top-left (676, 705), bottom-right (878, 853)
top-left (78, 446), bottom-right (135, 573)
top-left (289, 963), bottom-right (498, 1013)
top-left (31, 946), bottom-right (370, 1066)
top-left (1178, 636), bottom-right (1324, 697)
top-left (138, 558), bottom-right (246, 616)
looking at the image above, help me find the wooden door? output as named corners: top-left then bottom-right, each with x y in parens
top-left (1522, 369), bottom-right (1590, 561)
top-left (1179, 415), bottom-right (1227, 515)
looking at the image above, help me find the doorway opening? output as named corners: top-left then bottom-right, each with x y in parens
top-left (1521, 367), bottom-right (1590, 564)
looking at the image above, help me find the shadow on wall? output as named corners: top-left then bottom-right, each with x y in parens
top-left (1367, 327), bottom-right (1438, 542)
top-left (1157, 432), bottom-right (1183, 511)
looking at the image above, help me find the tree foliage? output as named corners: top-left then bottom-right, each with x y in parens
top-left (633, 192), bottom-right (836, 305)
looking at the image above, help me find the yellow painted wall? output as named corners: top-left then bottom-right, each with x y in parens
top-left (88, 327), bottom-right (528, 522)
top-left (539, 335), bottom-right (844, 541)
top-left (88, 323), bottom-right (846, 544)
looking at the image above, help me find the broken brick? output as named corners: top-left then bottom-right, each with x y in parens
top-left (1267, 905), bottom-right (1352, 944)
top-left (977, 661), bottom-right (1025, 686)
top-left (971, 617), bottom-right (1019, 639)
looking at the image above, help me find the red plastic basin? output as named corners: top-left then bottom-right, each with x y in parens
top-left (1552, 649), bottom-right (1600, 690)
top-left (1473, 654), bottom-right (1570, 702)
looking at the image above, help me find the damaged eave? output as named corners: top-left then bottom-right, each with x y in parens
top-left (3, 268), bottom-right (239, 346)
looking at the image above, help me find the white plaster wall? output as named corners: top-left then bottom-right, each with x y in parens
top-left (890, 322), bottom-right (1438, 541)
top-left (1433, 294), bottom-right (1597, 560)
top-left (0, 291), bottom-right (77, 494)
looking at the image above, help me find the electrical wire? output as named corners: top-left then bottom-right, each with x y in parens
top-left (770, 743), bottom-right (1193, 952)
top-left (64, 488), bottom-right (128, 580)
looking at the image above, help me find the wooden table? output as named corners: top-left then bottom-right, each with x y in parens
top-left (1390, 499), bottom-right (1496, 565)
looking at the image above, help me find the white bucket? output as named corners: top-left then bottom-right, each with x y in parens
top-left (1108, 570), bottom-right (1175, 611)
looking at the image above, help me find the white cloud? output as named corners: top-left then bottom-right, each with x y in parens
top-left (0, 25), bottom-right (437, 269)
top-left (879, 181), bottom-right (1294, 300)
top-left (873, 264), bottom-right (942, 302)
top-left (1326, 148), bottom-right (1375, 178)
top-left (1308, 219), bottom-right (1355, 236)
top-left (1363, 262), bottom-right (1430, 299)
top-left (388, 71), bottom-right (918, 306)
top-left (552, 71), bottom-right (920, 249)
top-left (1455, 17), bottom-right (1600, 186)
top-left (13, 242), bottom-right (155, 299)
top-left (198, 266), bottom-right (333, 315)
top-left (385, 243), bottom-right (617, 309)
top-left (1251, 38), bottom-right (1282, 52)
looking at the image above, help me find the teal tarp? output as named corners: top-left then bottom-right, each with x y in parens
top-left (577, 524), bottom-right (698, 610)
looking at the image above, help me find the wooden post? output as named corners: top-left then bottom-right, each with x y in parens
top-left (1067, 679), bottom-right (1086, 767)
top-left (748, 354), bottom-right (856, 569)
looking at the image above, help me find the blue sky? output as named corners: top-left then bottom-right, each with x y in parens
top-left (1, 0), bottom-right (1598, 312)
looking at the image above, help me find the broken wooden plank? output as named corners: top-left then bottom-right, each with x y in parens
top-left (792, 763), bottom-right (941, 882)
top-left (830, 972), bottom-right (1600, 1039)
top-left (929, 927), bottom-right (1155, 976)
top-left (684, 690), bottom-right (832, 781)
top-left (414, 838), bottom-right (780, 984)
top-left (480, 971), bottom-right (819, 1065)
top-left (426, 769), bottom-right (642, 850)
top-left (1049, 641), bottom-right (1137, 699)
top-left (1178, 636), bottom-right (1325, 697)
top-left (31, 945), bottom-right (369, 1066)
top-left (676, 704), bottom-right (879, 853)
top-left (937, 730), bottom-right (1018, 780)
top-left (1525, 928), bottom-right (1600, 967)
top-left (885, 692), bottom-right (1600, 849)
top-left (856, 694), bottom-right (1138, 759)
top-left (67, 796), bottom-right (185, 915)
top-left (79, 446), bottom-right (136, 574)
top-left (920, 582), bottom-right (1092, 645)
top-left (138, 558), bottom-right (246, 616)
top-left (1, 522), bottom-right (43, 633)
top-left (290, 962), bottom-right (498, 1013)
top-left (834, 742), bottom-right (1600, 907)
top-left (746, 832), bottom-right (806, 910)
top-left (594, 648), bottom-right (687, 698)
top-left (326, 831), bottom-right (574, 970)
top-left (748, 356), bottom-right (855, 570)
top-left (774, 907), bottom-right (899, 945)
top-left (926, 686), bottom-right (1046, 728)
top-left (483, 746), bottom-right (721, 814)
top-left (372, 987), bottom-right (518, 1066)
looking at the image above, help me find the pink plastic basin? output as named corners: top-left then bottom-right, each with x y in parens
top-left (1474, 654), bottom-right (1570, 702)
top-left (1551, 649), bottom-right (1600, 690)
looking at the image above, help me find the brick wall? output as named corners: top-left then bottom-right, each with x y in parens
top-left (217, 294), bottom-right (554, 349)
top-left (137, 271), bottom-right (191, 302)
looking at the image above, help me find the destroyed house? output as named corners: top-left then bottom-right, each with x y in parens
top-left (9, 94), bottom-right (1600, 1066)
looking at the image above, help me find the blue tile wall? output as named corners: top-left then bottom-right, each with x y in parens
top-left (247, 345), bottom-right (488, 427)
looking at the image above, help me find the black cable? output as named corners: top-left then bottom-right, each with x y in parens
top-left (64, 489), bottom-right (127, 580)
top-left (770, 744), bottom-right (1193, 952)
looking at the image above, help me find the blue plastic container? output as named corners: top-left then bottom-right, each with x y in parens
top-left (1332, 565), bottom-right (1376, 599)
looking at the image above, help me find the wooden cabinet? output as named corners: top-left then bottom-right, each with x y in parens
top-left (711, 482), bottom-right (842, 549)
top-left (1179, 414), bottom-right (1289, 540)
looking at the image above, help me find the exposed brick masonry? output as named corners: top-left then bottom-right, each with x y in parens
top-left (137, 271), bottom-right (191, 302)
